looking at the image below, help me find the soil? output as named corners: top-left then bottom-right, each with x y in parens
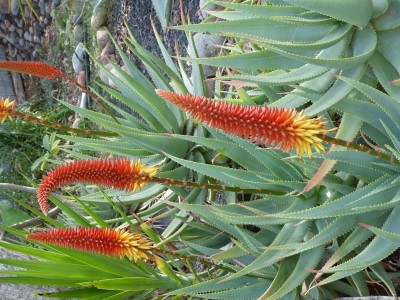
top-left (108, 0), bottom-right (200, 77)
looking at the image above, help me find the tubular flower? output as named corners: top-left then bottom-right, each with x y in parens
top-left (37, 159), bottom-right (158, 215)
top-left (0, 98), bottom-right (16, 123)
top-left (27, 227), bottom-right (154, 262)
top-left (156, 90), bottom-right (335, 158)
top-left (0, 61), bottom-right (64, 78)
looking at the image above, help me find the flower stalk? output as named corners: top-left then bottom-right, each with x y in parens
top-left (0, 61), bottom-right (119, 124)
top-left (0, 97), bottom-right (118, 137)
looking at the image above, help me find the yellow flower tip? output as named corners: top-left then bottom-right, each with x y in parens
top-left (290, 111), bottom-right (336, 158)
top-left (0, 97), bottom-right (16, 123)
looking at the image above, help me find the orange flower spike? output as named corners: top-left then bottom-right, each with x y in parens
top-left (0, 61), bottom-right (64, 78)
top-left (27, 227), bottom-right (153, 262)
top-left (37, 159), bottom-right (158, 215)
top-left (156, 90), bottom-right (335, 158)
top-left (0, 98), bottom-right (16, 123)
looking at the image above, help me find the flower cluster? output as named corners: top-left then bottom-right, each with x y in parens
top-left (0, 98), bottom-right (16, 123)
top-left (156, 90), bottom-right (335, 157)
top-left (37, 159), bottom-right (158, 215)
top-left (27, 227), bottom-right (153, 262)
top-left (0, 61), bottom-right (64, 78)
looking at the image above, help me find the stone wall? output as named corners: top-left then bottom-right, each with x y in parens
top-left (0, 0), bottom-right (57, 102)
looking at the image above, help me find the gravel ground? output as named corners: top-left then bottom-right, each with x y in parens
top-left (108, 0), bottom-right (201, 76)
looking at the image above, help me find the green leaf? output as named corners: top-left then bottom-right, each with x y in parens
top-left (163, 152), bottom-right (302, 191)
top-left (151, 0), bottom-right (172, 28)
top-left (188, 50), bottom-right (304, 70)
top-left (377, 28), bottom-right (400, 72)
top-left (371, 0), bottom-right (389, 17)
top-left (305, 63), bottom-right (366, 115)
top-left (0, 276), bottom-right (81, 286)
top-left (79, 277), bottom-right (175, 291)
top-left (221, 63), bottom-right (329, 86)
top-left (0, 259), bottom-right (119, 280)
top-left (326, 205), bottom-right (400, 273)
top-left (211, 1), bottom-right (305, 18)
top-left (259, 246), bottom-right (324, 300)
top-left (167, 275), bottom-right (264, 296)
top-left (373, 0), bottom-right (400, 30)
top-left (283, 0), bottom-right (373, 28)
top-left (175, 18), bottom-right (335, 43)
top-left (263, 25), bottom-right (376, 69)
top-left (336, 74), bottom-right (400, 129)
top-left (0, 200), bottom-right (31, 226)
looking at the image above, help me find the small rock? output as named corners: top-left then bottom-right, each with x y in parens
top-left (33, 22), bottom-right (41, 36)
top-left (187, 33), bottom-right (225, 77)
top-left (8, 24), bottom-right (16, 32)
top-left (199, 0), bottom-right (218, 19)
top-left (31, 49), bottom-right (37, 58)
top-left (0, 0), bottom-right (8, 14)
top-left (72, 42), bottom-right (85, 73)
top-left (0, 13), bottom-right (6, 21)
top-left (98, 53), bottom-right (115, 65)
top-left (10, 0), bottom-right (20, 15)
top-left (33, 35), bottom-right (40, 43)
top-left (98, 63), bottom-right (113, 85)
top-left (29, 26), bottom-right (33, 34)
top-left (6, 35), bottom-right (15, 45)
top-left (0, 22), bottom-right (5, 32)
top-left (18, 38), bottom-right (24, 47)
top-left (77, 70), bottom-right (85, 85)
top-left (15, 18), bottom-right (23, 28)
top-left (17, 28), bottom-right (23, 37)
top-left (73, 24), bottom-right (84, 42)
top-left (109, 65), bottom-right (128, 88)
top-left (96, 26), bottom-right (109, 49)
top-left (24, 6), bottom-right (32, 19)
top-left (38, 0), bottom-right (45, 11)
top-left (45, 4), bottom-right (50, 14)
top-left (4, 19), bottom-right (10, 28)
top-left (72, 13), bottom-right (81, 24)
top-left (0, 29), bottom-right (4, 38)
top-left (23, 31), bottom-right (31, 42)
top-left (101, 42), bottom-right (114, 56)
top-left (16, 54), bottom-right (22, 61)
top-left (91, 6), bottom-right (107, 30)
top-left (52, 0), bottom-right (60, 8)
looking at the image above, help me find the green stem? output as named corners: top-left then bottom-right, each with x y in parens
top-left (152, 248), bottom-right (238, 275)
top-left (12, 110), bottom-right (119, 137)
top-left (152, 248), bottom-right (268, 279)
top-left (151, 177), bottom-right (285, 195)
top-left (321, 135), bottom-right (399, 165)
top-left (62, 75), bottom-right (121, 124)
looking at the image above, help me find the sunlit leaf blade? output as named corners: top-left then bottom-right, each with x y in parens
top-left (283, 0), bottom-right (373, 28)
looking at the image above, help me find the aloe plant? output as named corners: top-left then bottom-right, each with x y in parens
top-left (0, 0), bottom-right (399, 299)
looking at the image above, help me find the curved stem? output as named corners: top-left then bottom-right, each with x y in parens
top-left (63, 75), bottom-right (120, 124)
top-left (321, 135), bottom-right (399, 165)
top-left (151, 177), bottom-right (285, 195)
top-left (11, 110), bottom-right (119, 137)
